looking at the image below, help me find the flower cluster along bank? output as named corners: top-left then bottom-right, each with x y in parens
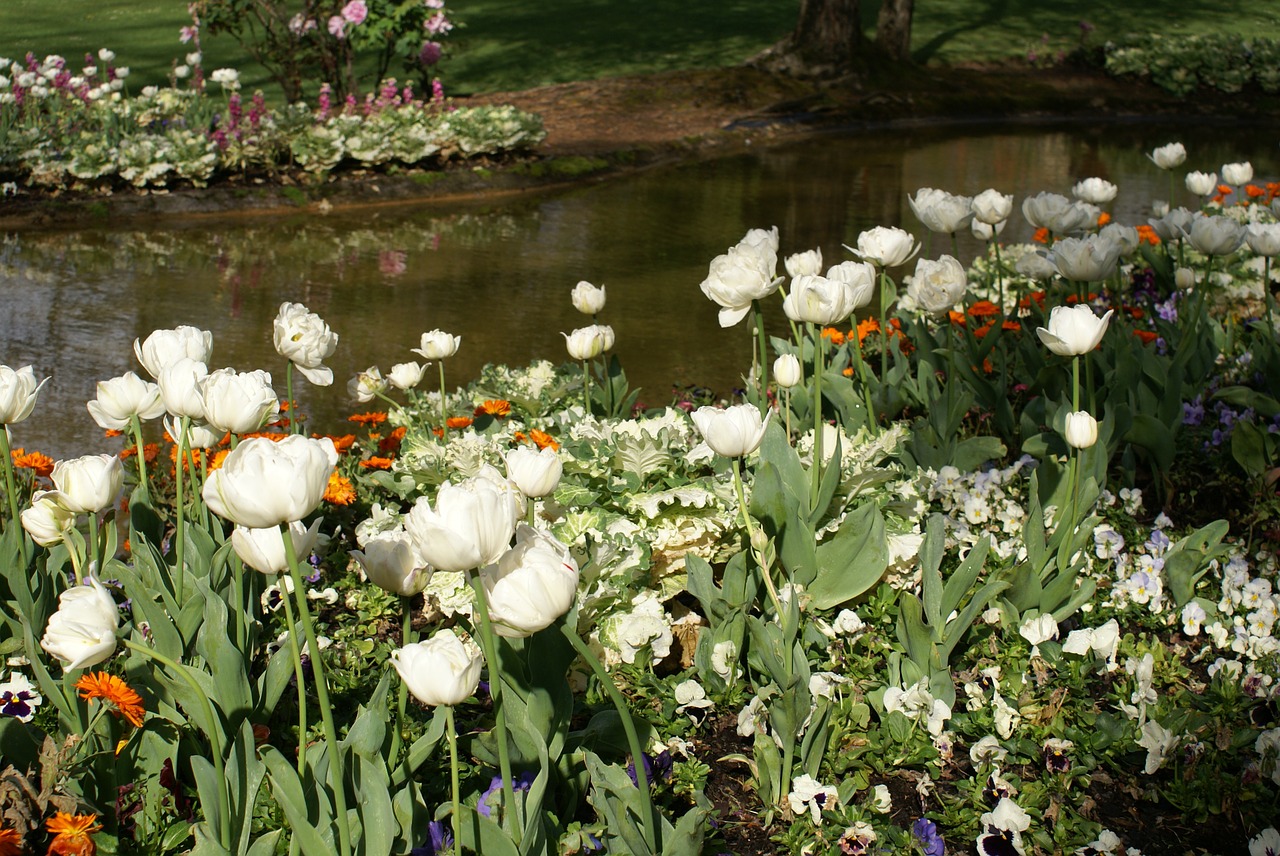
top-left (0, 50), bottom-right (545, 192)
top-left (2, 142), bottom-right (1280, 856)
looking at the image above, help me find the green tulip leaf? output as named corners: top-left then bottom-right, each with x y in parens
top-left (807, 503), bottom-right (887, 610)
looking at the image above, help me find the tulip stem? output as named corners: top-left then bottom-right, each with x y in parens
top-left (810, 325), bottom-right (825, 512)
top-left (0, 428), bottom-right (20, 533)
top-left (752, 299), bottom-right (768, 406)
top-left (1265, 257), bottom-right (1276, 342)
top-left (277, 578), bottom-right (309, 778)
top-left (128, 414), bottom-right (150, 503)
top-left (732, 458), bottom-right (784, 621)
top-left (86, 513), bottom-right (100, 582)
top-left (850, 329), bottom-right (877, 434)
top-left (446, 704), bottom-right (462, 856)
top-left (467, 571), bottom-right (521, 845)
top-left (390, 597), bottom-right (414, 765)
top-left (173, 416), bottom-right (189, 603)
top-left (581, 359), bottom-right (591, 417)
top-left (125, 639), bottom-right (231, 851)
top-left (992, 240), bottom-right (1005, 311)
top-left (283, 527), bottom-right (353, 856)
top-left (438, 362), bottom-right (449, 436)
top-left (560, 621), bottom-right (659, 856)
top-left (878, 268), bottom-right (891, 403)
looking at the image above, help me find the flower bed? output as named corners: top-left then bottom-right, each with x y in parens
top-left (1, 145), bottom-right (1279, 856)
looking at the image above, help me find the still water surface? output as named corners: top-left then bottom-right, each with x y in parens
top-left (3, 120), bottom-right (1278, 458)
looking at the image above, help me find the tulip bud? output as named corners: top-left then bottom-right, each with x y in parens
top-left (1185, 171), bottom-right (1217, 197)
top-left (505, 446), bottom-right (563, 498)
top-left (41, 577), bottom-right (120, 671)
top-left (570, 281), bottom-right (607, 315)
top-left (1221, 161), bottom-right (1253, 186)
top-left (1175, 268), bottom-right (1196, 290)
top-left (0, 364), bottom-right (48, 425)
top-left (231, 519), bottom-right (323, 574)
top-left (691, 404), bottom-right (770, 458)
top-left (392, 629), bottom-right (484, 707)
top-left (351, 531), bottom-right (431, 597)
top-left (1063, 411), bottom-right (1098, 449)
top-left (773, 354), bottom-right (802, 389)
top-left (51, 454), bottom-right (124, 514)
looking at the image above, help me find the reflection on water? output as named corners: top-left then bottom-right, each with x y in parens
top-left (4, 120), bottom-right (1277, 458)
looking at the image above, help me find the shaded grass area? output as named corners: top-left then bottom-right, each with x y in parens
top-left (7, 0), bottom-right (1280, 97)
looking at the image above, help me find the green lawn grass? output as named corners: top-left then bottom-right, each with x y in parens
top-left (7, 0), bottom-right (1280, 98)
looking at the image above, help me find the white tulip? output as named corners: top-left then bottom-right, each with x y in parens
top-left (971, 219), bottom-right (1006, 241)
top-left (387, 361), bottom-right (427, 391)
top-left (972, 189), bottom-right (1014, 225)
top-left (1071, 177), bottom-right (1118, 205)
top-left (134, 326), bottom-right (213, 380)
top-left (273, 302), bottom-right (338, 386)
top-left (51, 454), bottom-right (124, 514)
top-left (1222, 161), bottom-right (1253, 186)
top-left (232, 519), bottom-right (323, 574)
top-left (906, 255), bottom-right (968, 315)
top-left (86, 371), bottom-right (164, 430)
top-left (200, 368), bottom-right (279, 435)
top-left (850, 226), bottom-right (919, 267)
top-left (505, 446), bottom-right (563, 498)
top-left (699, 241), bottom-right (780, 328)
top-left (412, 329), bottom-right (461, 360)
top-left (164, 415), bottom-right (223, 450)
top-left (783, 274), bottom-right (859, 326)
top-left (691, 404), bottom-right (770, 458)
top-left (1022, 192), bottom-right (1094, 235)
top-left (482, 525), bottom-right (580, 637)
top-left (203, 435), bottom-right (338, 528)
top-left (1247, 223), bottom-right (1280, 257)
top-left (1148, 142), bottom-right (1186, 170)
top-left (824, 260), bottom-right (876, 309)
top-left (391, 628), bottom-right (484, 707)
top-left (1185, 171), bottom-right (1217, 196)
top-left (21, 490), bottom-right (76, 546)
top-left (0, 365), bottom-right (48, 426)
top-left (909, 187), bottom-right (973, 234)
top-left (351, 531), bottom-right (431, 597)
top-left (570, 281), bottom-right (607, 315)
top-left (563, 325), bottom-right (614, 360)
top-left (348, 366), bottom-right (387, 403)
top-left (156, 357), bottom-right (208, 419)
top-left (773, 354), bottom-right (802, 389)
top-left (1036, 304), bottom-right (1114, 356)
top-left (784, 248), bottom-right (823, 278)
top-left (1048, 234), bottom-right (1123, 282)
top-left (1185, 214), bottom-right (1246, 257)
top-left (40, 577), bottom-right (119, 671)
top-left (404, 476), bottom-right (519, 572)
top-left (1063, 411), bottom-right (1098, 450)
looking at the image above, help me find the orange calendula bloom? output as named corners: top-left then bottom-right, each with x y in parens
top-left (1002, 319), bottom-right (1022, 332)
top-left (1064, 292), bottom-right (1099, 305)
top-left (1135, 224), bottom-right (1161, 246)
top-left (855, 318), bottom-right (881, 343)
top-left (378, 426), bottom-right (407, 455)
top-left (529, 429), bottom-right (559, 451)
top-left (320, 433), bottom-right (357, 453)
top-left (1246, 184), bottom-right (1265, 198)
top-left (323, 472), bottom-right (357, 505)
top-left (1032, 227), bottom-right (1050, 244)
top-left (842, 366), bottom-right (855, 377)
top-left (12, 449), bottom-right (55, 478)
top-left (207, 450), bottom-right (230, 472)
top-left (475, 400), bottom-right (512, 418)
top-left (967, 300), bottom-right (1001, 318)
top-left (1018, 291), bottom-right (1047, 310)
top-left (1096, 211), bottom-right (1111, 227)
top-left (0, 825), bottom-right (21, 856)
top-left (238, 431), bottom-right (286, 442)
top-left (360, 457), bottom-right (394, 470)
top-left (45, 812), bottom-right (101, 856)
top-left (348, 412), bottom-right (388, 425)
top-left (1133, 329), bottom-right (1159, 344)
top-left (820, 327), bottom-right (846, 346)
top-left (947, 311), bottom-right (967, 327)
top-left (75, 672), bottom-right (146, 728)
top-left (1217, 184), bottom-right (1233, 195)
top-left (973, 323), bottom-right (993, 339)
top-left (446, 416), bottom-right (474, 430)
top-left (103, 429), bottom-right (124, 439)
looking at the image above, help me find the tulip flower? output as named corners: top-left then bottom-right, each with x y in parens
top-left (41, 578), bottom-right (119, 671)
top-left (825, 261), bottom-right (876, 305)
top-left (1071, 177), bottom-right (1118, 205)
top-left (163, 415), bottom-right (223, 450)
top-left (1036, 304), bottom-right (1114, 356)
top-left (908, 187), bottom-right (973, 234)
top-left (86, 372), bottom-right (164, 430)
top-left (351, 531), bottom-right (432, 597)
top-left (1148, 142), bottom-right (1186, 170)
top-left (231, 519), bottom-right (323, 574)
top-left (156, 357), bottom-right (209, 420)
top-left (348, 366), bottom-right (388, 403)
top-left (1185, 171), bottom-right (1217, 197)
top-left (784, 249), bottom-right (823, 278)
top-left (1149, 207), bottom-right (1195, 243)
top-left (21, 490), bottom-right (76, 546)
top-left (1099, 223), bottom-right (1139, 257)
top-left (850, 226), bottom-right (919, 268)
top-left (404, 476), bottom-right (519, 572)
top-left (273, 302), bottom-right (339, 386)
top-left (1222, 161), bottom-right (1253, 186)
top-left (1247, 223), bottom-right (1280, 257)
top-left (563, 325), bottom-right (614, 361)
top-left (391, 628), bottom-right (484, 707)
top-left (783, 274), bottom-right (860, 326)
top-left (51, 455), bottom-right (124, 515)
top-left (412, 329), bottom-right (461, 360)
top-left (972, 189), bottom-right (1014, 226)
top-left (387, 361), bottom-right (427, 391)
top-left (1063, 411), bottom-right (1098, 449)
top-left (481, 526), bottom-right (580, 637)
top-left (691, 403), bottom-right (770, 458)
top-left (1015, 252), bottom-right (1056, 282)
top-left (1185, 215), bottom-right (1246, 257)
top-left (134, 326), bottom-right (213, 380)
top-left (1021, 192), bottom-right (1094, 235)
top-left (971, 219), bottom-right (1005, 241)
top-left (1048, 234), bottom-right (1123, 282)
top-left (203, 435), bottom-right (339, 528)
top-left (773, 354), bottom-right (802, 388)
top-left (570, 281), bottom-right (607, 315)
top-left (739, 226), bottom-right (779, 253)
top-left (505, 446), bottom-right (563, 498)
top-left (200, 368), bottom-right (279, 435)
top-left (906, 255), bottom-right (968, 315)
top-left (0, 364), bottom-right (48, 425)
top-left (699, 241), bottom-right (780, 328)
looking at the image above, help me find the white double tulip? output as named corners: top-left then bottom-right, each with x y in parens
top-left (351, 530), bottom-right (432, 597)
top-left (41, 577), bottom-right (119, 670)
top-left (699, 239), bottom-right (781, 328)
top-left (388, 361), bottom-right (427, 391)
top-left (1148, 142), bottom-right (1186, 170)
top-left (21, 490), bottom-right (76, 546)
top-left (156, 357), bottom-right (209, 420)
top-left (505, 446), bottom-right (563, 498)
top-left (850, 226), bottom-right (919, 268)
top-left (1148, 207), bottom-right (1195, 243)
top-left (972, 189), bottom-right (1014, 226)
top-left (1036, 304), bottom-right (1114, 356)
top-left (1021, 192), bottom-right (1094, 235)
top-left (1071, 177), bottom-right (1118, 205)
top-left (412, 329), bottom-right (461, 360)
top-left (0, 365), bottom-right (48, 425)
top-left (482, 526), bottom-right (579, 637)
top-left (273, 302), bottom-right (339, 386)
top-left (392, 628), bottom-right (484, 707)
top-left (563, 325), bottom-right (615, 361)
top-left (906, 255), bottom-right (968, 315)
top-left (784, 248), bottom-right (823, 278)
top-left (51, 455), bottom-right (124, 515)
top-left (86, 372), bottom-right (165, 430)
top-left (1185, 171), bottom-right (1217, 197)
top-left (231, 519), bottom-right (324, 574)
top-left (1063, 411), bottom-right (1098, 449)
top-left (691, 403), bottom-right (770, 459)
top-left (1048, 234), bottom-right (1123, 282)
top-left (404, 476), bottom-right (519, 572)
top-left (203, 435), bottom-right (339, 528)
top-left (909, 187), bottom-right (973, 234)
top-left (1247, 223), bottom-right (1280, 257)
top-left (134, 326), bottom-right (213, 380)
top-left (200, 368), bottom-right (279, 435)
top-left (783, 274), bottom-right (859, 326)
top-left (1185, 215), bottom-right (1246, 257)
top-left (348, 366), bottom-right (388, 403)
top-left (1222, 161), bottom-right (1253, 186)
top-left (570, 281), bottom-right (607, 315)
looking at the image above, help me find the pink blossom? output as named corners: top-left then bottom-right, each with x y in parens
top-left (341, 0), bottom-right (368, 25)
top-left (327, 15), bottom-right (346, 38)
top-left (179, 26), bottom-right (199, 44)
top-left (379, 251), bottom-right (407, 276)
top-left (425, 0), bottom-right (444, 8)
top-left (424, 12), bottom-right (452, 34)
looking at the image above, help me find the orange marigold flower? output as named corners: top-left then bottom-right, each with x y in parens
top-left (855, 317), bottom-right (881, 343)
top-left (323, 472), bottom-right (357, 505)
top-left (1065, 292), bottom-right (1099, 305)
top-left (982, 358), bottom-right (995, 374)
top-left (1032, 227), bottom-right (1050, 244)
top-left (1002, 319), bottom-right (1022, 332)
top-left (348, 412), bottom-right (388, 425)
top-left (360, 457), bottom-right (394, 470)
top-left (1096, 211), bottom-right (1111, 227)
top-left (947, 310), bottom-right (966, 327)
top-left (1217, 184), bottom-right (1233, 195)
top-left (475, 400), bottom-right (512, 418)
top-left (529, 429), bottom-right (559, 451)
top-left (1133, 329), bottom-right (1159, 344)
top-left (842, 366), bottom-right (854, 377)
top-left (1246, 184), bottom-right (1265, 198)
top-left (238, 431), bottom-right (286, 442)
top-left (103, 429), bottom-right (124, 439)
top-left (0, 824), bottom-right (21, 856)
top-left (1018, 291), bottom-right (1047, 309)
top-left (74, 673), bottom-right (145, 728)
top-left (207, 450), bottom-right (230, 471)
top-left (379, 426), bottom-right (407, 455)
top-left (968, 300), bottom-right (1001, 318)
top-left (1267, 181), bottom-right (1280, 201)
top-left (973, 323), bottom-right (993, 339)
top-left (1124, 305), bottom-right (1144, 319)
top-left (321, 433), bottom-right (357, 453)
top-left (820, 327), bottom-right (846, 346)
top-left (45, 812), bottom-right (101, 856)
top-left (169, 446), bottom-right (206, 471)
top-left (12, 450), bottom-right (54, 478)
top-left (446, 416), bottom-right (474, 430)
top-left (1135, 224), bottom-right (1161, 246)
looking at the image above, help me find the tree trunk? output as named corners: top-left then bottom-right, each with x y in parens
top-left (749, 0), bottom-right (863, 79)
top-left (875, 0), bottom-right (914, 63)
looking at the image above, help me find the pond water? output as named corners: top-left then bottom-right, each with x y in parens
top-left (4, 119), bottom-right (1279, 459)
